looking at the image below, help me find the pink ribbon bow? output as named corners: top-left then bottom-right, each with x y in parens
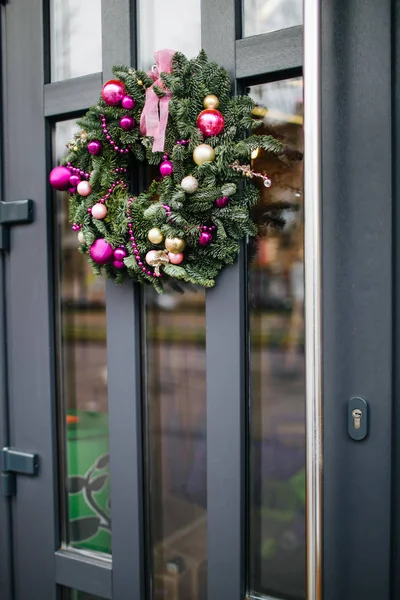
top-left (140, 49), bottom-right (176, 153)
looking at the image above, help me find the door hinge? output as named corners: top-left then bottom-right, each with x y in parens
top-left (1, 447), bottom-right (39, 496)
top-left (0, 199), bottom-right (34, 250)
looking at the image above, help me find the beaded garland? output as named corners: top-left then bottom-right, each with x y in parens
top-left (49, 51), bottom-right (284, 292)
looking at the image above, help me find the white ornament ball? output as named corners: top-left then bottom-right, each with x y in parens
top-left (77, 231), bottom-right (85, 244)
top-left (193, 143), bottom-right (215, 165)
top-left (181, 175), bottom-right (199, 194)
top-left (77, 180), bottom-right (92, 196)
top-left (91, 203), bottom-right (108, 220)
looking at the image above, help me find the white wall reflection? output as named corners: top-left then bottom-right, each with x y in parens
top-left (243, 0), bottom-right (302, 37)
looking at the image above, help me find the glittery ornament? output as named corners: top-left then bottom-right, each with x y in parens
top-left (145, 250), bottom-right (170, 275)
top-left (148, 228), bottom-right (164, 244)
top-left (196, 109), bottom-right (225, 137)
top-left (89, 239), bottom-right (113, 264)
top-left (91, 203), bottom-right (108, 219)
top-left (199, 232), bottom-right (212, 246)
top-left (49, 166), bottom-right (71, 190)
top-left (121, 95), bottom-right (135, 110)
top-left (193, 144), bottom-right (215, 165)
top-left (87, 140), bottom-right (102, 155)
top-left (159, 160), bottom-right (173, 177)
top-left (181, 175), bottom-right (199, 194)
top-left (168, 252), bottom-right (184, 265)
top-left (120, 115), bottom-right (135, 131)
top-left (101, 79), bottom-right (126, 106)
top-left (203, 94), bottom-right (220, 109)
top-left (77, 181), bottom-right (92, 196)
top-left (165, 237), bottom-right (186, 253)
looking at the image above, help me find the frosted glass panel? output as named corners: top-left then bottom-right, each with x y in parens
top-left (243, 0), bottom-right (302, 37)
top-left (138, 0), bottom-right (201, 70)
top-left (51, 0), bottom-right (102, 81)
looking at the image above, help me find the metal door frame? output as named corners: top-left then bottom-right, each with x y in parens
top-left (1, 0), bottom-right (394, 599)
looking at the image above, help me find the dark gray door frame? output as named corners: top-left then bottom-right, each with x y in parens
top-left (321, 1), bottom-right (392, 599)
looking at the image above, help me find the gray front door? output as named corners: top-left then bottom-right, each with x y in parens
top-left (0, 1), bottom-right (395, 600)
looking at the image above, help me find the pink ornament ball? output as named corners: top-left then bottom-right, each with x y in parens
top-left (113, 247), bottom-right (127, 261)
top-left (69, 174), bottom-right (81, 187)
top-left (87, 140), bottom-right (102, 155)
top-left (168, 252), bottom-right (184, 265)
top-left (91, 203), bottom-right (108, 220)
top-left (49, 166), bottom-right (71, 191)
top-left (77, 181), bottom-right (92, 196)
top-left (159, 160), bottom-right (173, 177)
top-left (101, 79), bottom-right (126, 106)
top-left (215, 196), bottom-right (230, 208)
top-left (120, 115), bottom-right (135, 131)
top-left (196, 109), bottom-right (225, 137)
top-left (68, 187), bottom-right (77, 195)
top-left (89, 239), bottom-right (114, 264)
top-left (121, 95), bottom-right (135, 110)
top-left (199, 232), bottom-right (212, 246)
top-left (113, 260), bottom-right (125, 269)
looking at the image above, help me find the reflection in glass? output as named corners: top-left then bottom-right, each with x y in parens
top-left (242, 0), bottom-right (302, 37)
top-left (248, 78), bottom-right (305, 599)
top-left (50, 0), bottom-right (102, 81)
top-left (137, 0), bottom-right (201, 70)
top-left (145, 288), bottom-right (207, 600)
top-left (54, 121), bottom-right (111, 555)
top-left (62, 589), bottom-right (105, 600)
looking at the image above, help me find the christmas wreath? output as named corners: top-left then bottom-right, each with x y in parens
top-left (49, 50), bottom-right (285, 292)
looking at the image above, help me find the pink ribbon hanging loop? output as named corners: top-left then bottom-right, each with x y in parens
top-left (140, 49), bottom-right (176, 153)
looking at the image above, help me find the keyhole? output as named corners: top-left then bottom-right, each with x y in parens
top-left (352, 409), bottom-right (362, 430)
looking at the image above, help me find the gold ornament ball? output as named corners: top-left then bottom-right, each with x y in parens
top-left (137, 79), bottom-right (143, 86)
top-left (73, 145), bottom-right (78, 152)
top-left (148, 227), bottom-right (164, 244)
top-left (204, 94), bottom-right (219, 109)
top-left (165, 237), bottom-right (186, 254)
top-left (193, 144), bottom-right (216, 165)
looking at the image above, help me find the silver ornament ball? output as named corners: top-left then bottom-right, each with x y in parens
top-left (181, 175), bottom-right (199, 194)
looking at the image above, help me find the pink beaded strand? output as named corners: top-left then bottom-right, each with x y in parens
top-left (127, 198), bottom-right (160, 278)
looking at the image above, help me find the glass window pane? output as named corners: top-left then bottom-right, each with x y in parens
top-left (137, 0), bottom-right (201, 70)
top-left (54, 121), bottom-right (111, 556)
top-left (145, 288), bottom-right (207, 600)
top-left (50, 0), bottom-right (102, 81)
top-left (242, 0), bottom-right (302, 37)
top-left (248, 78), bottom-right (305, 599)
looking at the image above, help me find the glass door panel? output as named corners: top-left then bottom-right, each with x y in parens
top-left (54, 120), bottom-right (111, 555)
top-left (248, 77), bottom-right (305, 599)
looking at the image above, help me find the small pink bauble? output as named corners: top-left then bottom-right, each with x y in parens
top-left (146, 250), bottom-right (159, 265)
top-left (113, 260), bottom-right (125, 269)
top-left (87, 140), bottom-right (102, 155)
top-left (69, 174), bottom-right (81, 187)
top-left (89, 239), bottom-right (114, 264)
top-left (215, 196), bottom-right (230, 208)
top-left (120, 115), bottom-right (135, 130)
top-left (196, 109), bottom-right (225, 137)
top-left (91, 203), bottom-right (108, 219)
top-left (168, 252), bottom-right (184, 265)
top-left (121, 95), bottom-right (135, 110)
top-left (113, 247), bottom-right (127, 261)
top-left (199, 232), bottom-right (212, 246)
top-left (77, 181), bottom-right (92, 196)
top-left (101, 79), bottom-right (126, 106)
top-left (159, 160), bottom-right (173, 177)
top-left (49, 166), bottom-right (71, 190)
